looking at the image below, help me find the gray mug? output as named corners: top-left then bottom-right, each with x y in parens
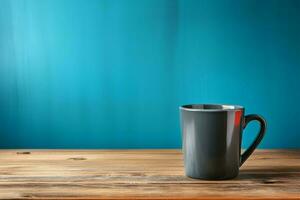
top-left (180, 104), bottom-right (266, 180)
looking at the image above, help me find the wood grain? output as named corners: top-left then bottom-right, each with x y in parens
top-left (0, 150), bottom-right (299, 199)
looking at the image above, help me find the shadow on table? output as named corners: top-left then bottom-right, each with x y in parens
top-left (237, 166), bottom-right (300, 182)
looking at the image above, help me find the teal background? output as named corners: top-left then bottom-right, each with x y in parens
top-left (0, 0), bottom-right (299, 148)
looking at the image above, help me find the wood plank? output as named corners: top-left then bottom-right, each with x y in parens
top-left (0, 150), bottom-right (299, 199)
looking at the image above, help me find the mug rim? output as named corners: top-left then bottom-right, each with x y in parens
top-left (180, 104), bottom-right (244, 112)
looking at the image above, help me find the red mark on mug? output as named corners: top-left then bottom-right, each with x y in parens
top-left (234, 110), bottom-right (242, 126)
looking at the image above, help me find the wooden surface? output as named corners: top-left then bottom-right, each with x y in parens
top-left (0, 150), bottom-right (299, 200)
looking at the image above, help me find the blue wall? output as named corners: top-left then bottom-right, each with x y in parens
top-left (0, 0), bottom-right (299, 148)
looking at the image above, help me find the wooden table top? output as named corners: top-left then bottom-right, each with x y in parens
top-left (0, 150), bottom-right (299, 200)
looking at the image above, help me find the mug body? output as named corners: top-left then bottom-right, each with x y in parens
top-left (180, 104), bottom-right (244, 180)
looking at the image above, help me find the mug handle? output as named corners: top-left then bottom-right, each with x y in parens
top-left (240, 114), bottom-right (267, 166)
